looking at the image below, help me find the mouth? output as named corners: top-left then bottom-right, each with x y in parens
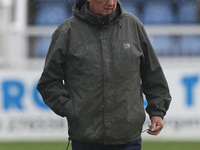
top-left (104, 8), bottom-right (113, 12)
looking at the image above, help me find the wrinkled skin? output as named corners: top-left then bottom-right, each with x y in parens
top-left (87, 0), bottom-right (117, 16)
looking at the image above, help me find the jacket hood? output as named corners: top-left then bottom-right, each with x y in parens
top-left (72, 0), bottom-right (124, 25)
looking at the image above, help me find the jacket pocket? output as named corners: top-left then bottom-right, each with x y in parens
top-left (64, 99), bottom-right (75, 122)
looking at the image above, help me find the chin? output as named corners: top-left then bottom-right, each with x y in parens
top-left (103, 11), bottom-right (112, 16)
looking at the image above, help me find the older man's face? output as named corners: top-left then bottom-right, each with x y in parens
top-left (87, 0), bottom-right (117, 16)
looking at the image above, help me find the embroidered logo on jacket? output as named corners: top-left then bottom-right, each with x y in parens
top-left (124, 42), bottom-right (131, 49)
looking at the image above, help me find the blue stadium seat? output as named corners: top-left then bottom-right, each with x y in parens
top-left (150, 36), bottom-right (175, 56)
top-left (177, 2), bottom-right (198, 24)
top-left (35, 0), bottom-right (68, 6)
top-left (143, 2), bottom-right (174, 24)
top-left (179, 36), bottom-right (200, 56)
top-left (67, 0), bottom-right (76, 3)
top-left (35, 4), bottom-right (68, 25)
top-left (120, 1), bottom-right (139, 18)
top-left (34, 37), bottom-right (51, 57)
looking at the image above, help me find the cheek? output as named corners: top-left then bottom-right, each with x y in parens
top-left (113, 2), bottom-right (117, 10)
top-left (99, 6), bottom-right (106, 13)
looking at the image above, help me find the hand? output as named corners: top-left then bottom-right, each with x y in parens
top-left (147, 116), bottom-right (163, 135)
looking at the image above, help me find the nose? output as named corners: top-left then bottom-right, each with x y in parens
top-left (107, 0), bottom-right (116, 5)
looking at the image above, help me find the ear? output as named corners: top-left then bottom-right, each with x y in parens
top-left (87, 0), bottom-right (91, 2)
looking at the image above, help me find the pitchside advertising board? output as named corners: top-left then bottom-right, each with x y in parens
top-left (0, 66), bottom-right (200, 141)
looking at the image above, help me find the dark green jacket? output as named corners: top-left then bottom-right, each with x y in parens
top-left (37, 0), bottom-right (171, 145)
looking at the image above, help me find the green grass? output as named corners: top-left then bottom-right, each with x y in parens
top-left (142, 141), bottom-right (200, 150)
top-left (0, 141), bottom-right (200, 150)
top-left (0, 142), bottom-right (71, 150)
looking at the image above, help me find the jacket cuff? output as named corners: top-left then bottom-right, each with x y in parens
top-left (149, 111), bottom-right (165, 120)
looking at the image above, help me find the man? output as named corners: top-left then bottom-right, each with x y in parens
top-left (37, 0), bottom-right (171, 150)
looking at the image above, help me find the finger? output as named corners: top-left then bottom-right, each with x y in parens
top-left (147, 127), bottom-right (162, 135)
top-left (147, 129), bottom-right (161, 135)
top-left (150, 122), bottom-right (156, 132)
top-left (147, 124), bottom-right (163, 135)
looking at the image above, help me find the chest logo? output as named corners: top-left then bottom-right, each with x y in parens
top-left (124, 42), bottom-right (131, 49)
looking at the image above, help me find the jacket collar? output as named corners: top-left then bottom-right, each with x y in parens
top-left (73, 0), bottom-right (124, 26)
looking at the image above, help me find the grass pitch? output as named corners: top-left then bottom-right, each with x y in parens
top-left (0, 141), bottom-right (200, 150)
top-left (142, 141), bottom-right (200, 150)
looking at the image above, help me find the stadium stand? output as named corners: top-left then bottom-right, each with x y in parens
top-left (120, 0), bottom-right (139, 18)
top-left (35, 5), bottom-right (68, 25)
top-left (150, 36), bottom-right (175, 56)
top-left (34, 0), bottom-right (69, 25)
top-left (142, 1), bottom-right (174, 24)
top-left (31, 0), bottom-right (200, 57)
top-left (179, 36), bottom-right (200, 56)
top-left (34, 37), bottom-right (51, 57)
top-left (34, 0), bottom-right (69, 57)
top-left (177, 1), bottom-right (199, 24)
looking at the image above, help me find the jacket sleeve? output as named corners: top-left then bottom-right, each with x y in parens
top-left (37, 29), bottom-right (70, 117)
top-left (137, 22), bottom-right (171, 119)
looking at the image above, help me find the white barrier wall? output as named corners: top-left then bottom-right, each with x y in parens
top-left (0, 61), bottom-right (200, 141)
top-left (0, 71), bottom-right (68, 141)
top-left (143, 61), bottom-right (200, 140)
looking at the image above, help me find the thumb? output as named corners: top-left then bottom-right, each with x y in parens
top-left (149, 122), bottom-right (156, 131)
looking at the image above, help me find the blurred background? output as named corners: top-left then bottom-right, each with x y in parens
top-left (0, 0), bottom-right (200, 143)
